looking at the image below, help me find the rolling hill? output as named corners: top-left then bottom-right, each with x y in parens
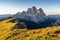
top-left (0, 18), bottom-right (60, 40)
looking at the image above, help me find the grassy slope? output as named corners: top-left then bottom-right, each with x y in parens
top-left (0, 18), bottom-right (60, 40)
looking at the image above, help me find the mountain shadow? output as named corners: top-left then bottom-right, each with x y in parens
top-left (8, 17), bottom-right (56, 29)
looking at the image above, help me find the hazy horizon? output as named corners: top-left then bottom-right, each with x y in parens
top-left (0, 0), bottom-right (60, 15)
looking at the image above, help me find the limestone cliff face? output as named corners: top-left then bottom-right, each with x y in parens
top-left (13, 6), bottom-right (47, 23)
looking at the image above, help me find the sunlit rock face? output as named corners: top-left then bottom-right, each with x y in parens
top-left (13, 6), bottom-right (47, 23)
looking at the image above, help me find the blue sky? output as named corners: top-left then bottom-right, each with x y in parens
top-left (0, 0), bottom-right (60, 15)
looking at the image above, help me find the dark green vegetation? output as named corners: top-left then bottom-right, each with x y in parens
top-left (8, 17), bottom-right (56, 29)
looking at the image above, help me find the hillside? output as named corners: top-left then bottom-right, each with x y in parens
top-left (0, 18), bottom-right (60, 40)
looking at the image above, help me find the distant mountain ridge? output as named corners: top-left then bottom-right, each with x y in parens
top-left (0, 14), bottom-right (12, 20)
top-left (47, 15), bottom-right (60, 26)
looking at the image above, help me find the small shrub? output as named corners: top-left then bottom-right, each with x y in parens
top-left (54, 30), bottom-right (60, 34)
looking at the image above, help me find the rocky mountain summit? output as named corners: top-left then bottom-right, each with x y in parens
top-left (13, 6), bottom-right (47, 23)
top-left (7, 6), bottom-right (59, 29)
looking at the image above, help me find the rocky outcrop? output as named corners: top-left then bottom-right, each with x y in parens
top-left (13, 6), bottom-right (47, 23)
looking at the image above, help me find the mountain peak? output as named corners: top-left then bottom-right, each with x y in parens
top-left (27, 8), bottom-right (31, 13)
top-left (31, 6), bottom-right (37, 10)
top-left (16, 12), bottom-right (20, 14)
top-left (37, 8), bottom-right (44, 13)
top-left (13, 6), bottom-right (47, 23)
top-left (39, 8), bottom-right (43, 12)
top-left (31, 6), bottom-right (37, 13)
top-left (27, 6), bottom-right (37, 13)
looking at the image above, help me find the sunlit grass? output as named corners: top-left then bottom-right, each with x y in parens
top-left (0, 18), bottom-right (60, 40)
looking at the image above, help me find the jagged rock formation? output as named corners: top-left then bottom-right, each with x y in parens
top-left (13, 6), bottom-right (47, 23)
top-left (9, 6), bottom-right (58, 29)
top-left (7, 6), bottom-right (59, 29)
